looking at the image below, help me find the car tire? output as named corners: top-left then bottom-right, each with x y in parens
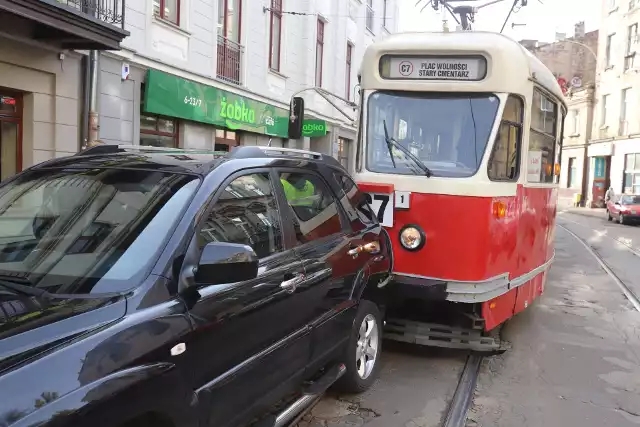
top-left (607, 210), bottom-right (613, 221)
top-left (335, 300), bottom-right (383, 394)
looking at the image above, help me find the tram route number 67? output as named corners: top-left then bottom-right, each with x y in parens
top-left (364, 193), bottom-right (394, 227)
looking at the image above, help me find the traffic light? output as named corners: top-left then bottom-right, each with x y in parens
top-left (288, 97), bottom-right (304, 139)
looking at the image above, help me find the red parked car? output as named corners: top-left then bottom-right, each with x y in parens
top-left (607, 194), bottom-right (640, 225)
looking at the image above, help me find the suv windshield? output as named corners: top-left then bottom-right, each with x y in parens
top-left (0, 168), bottom-right (198, 295)
top-left (620, 195), bottom-right (640, 205)
top-left (366, 92), bottom-right (500, 177)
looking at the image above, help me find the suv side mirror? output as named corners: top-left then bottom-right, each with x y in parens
top-left (194, 242), bottom-right (259, 285)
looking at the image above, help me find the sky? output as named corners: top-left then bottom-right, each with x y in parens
top-left (398, 0), bottom-right (601, 43)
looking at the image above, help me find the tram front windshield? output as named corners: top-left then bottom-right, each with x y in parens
top-left (366, 92), bottom-right (500, 177)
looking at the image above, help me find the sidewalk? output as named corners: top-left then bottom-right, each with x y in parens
top-left (468, 227), bottom-right (640, 426)
top-left (561, 207), bottom-right (607, 219)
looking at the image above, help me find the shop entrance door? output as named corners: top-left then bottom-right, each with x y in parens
top-left (0, 92), bottom-right (21, 181)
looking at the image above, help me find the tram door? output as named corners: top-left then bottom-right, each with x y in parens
top-left (0, 92), bottom-right (20, 181)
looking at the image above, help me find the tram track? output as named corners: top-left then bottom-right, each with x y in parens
top-left (559, 214), bottom-right (640, 258)
top-left (557, 221), bottom-right (640, 313)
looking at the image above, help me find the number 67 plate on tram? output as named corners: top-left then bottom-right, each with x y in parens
top-left (365, 193), bottom-right (393, 227)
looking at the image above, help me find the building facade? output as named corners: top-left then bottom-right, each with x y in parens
top-left (97, 0), bottom-right (398, 173)
top-left (0, 0), bottom-right (128, 177)
top-left (587, 0), bottom-right (640, 205)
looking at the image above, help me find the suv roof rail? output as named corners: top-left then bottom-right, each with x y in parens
top-left (77, 144), bottom-right (229, 157)
top-left (229, 146), bottom-right (343, 168)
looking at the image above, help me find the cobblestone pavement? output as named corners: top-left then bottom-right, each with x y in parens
top-left (297, 345), bottom-right (466, 427)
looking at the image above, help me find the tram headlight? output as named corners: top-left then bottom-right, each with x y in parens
top-left (398, 225), bottom-right (425, 251)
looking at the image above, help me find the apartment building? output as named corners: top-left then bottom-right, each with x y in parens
top-left (587, 0), bottom-right (640, 205)
top-left (0, 0), bottom-right (128, 176)
top-left (96, 0), bottom-right (398, 172)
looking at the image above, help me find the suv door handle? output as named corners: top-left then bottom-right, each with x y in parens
top-left (281, 273), bottom-right (305, 293)
top-left (347, 241), bottom-right (381, 258)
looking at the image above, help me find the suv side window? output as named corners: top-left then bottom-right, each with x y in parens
top-left (278, 171), bottom-right (343, 244)
top-left (333, 172), bottom-right (376, 231)
top-left (198, 173), bottom-right (283, 258)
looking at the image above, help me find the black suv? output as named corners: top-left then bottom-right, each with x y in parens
top-left (0, 145), bottom-right (392, 427)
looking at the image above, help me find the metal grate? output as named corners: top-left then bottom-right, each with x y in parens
top-left (217, 35), bottom-right (244, 85)
top-left (55, 0), bottom-right (125, 28)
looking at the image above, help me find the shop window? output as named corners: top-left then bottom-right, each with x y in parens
top-left (269, 0), bottom-right (283, 72)
top-left (199, 173), bottom-right (283, 259)
top-left (140, 114), bottom-right (179, 148)
top-left (488, 96), bottom-right (522, 181)
top-left (528, 89), bottom-right (558, 183)
top-left (623, 153), bottom-right (640, 194)
top-left (568, 158), bottom-right (577, 188)
top-left (215, 129), bottom-right (239, 152)
top-left (337, 138), bottom-right (350, 169)
top-left (153, 0), bottom-right (180, 25)
top-left (279, 171), bottom-right (342, 244)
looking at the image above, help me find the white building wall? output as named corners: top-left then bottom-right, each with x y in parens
top-left (589, 0), bottom-right (640, 196)
top-left (101, 0), bottom-right (398, 155)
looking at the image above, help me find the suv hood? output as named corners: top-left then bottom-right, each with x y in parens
top-left (0, 294), bottom-right (126, 373)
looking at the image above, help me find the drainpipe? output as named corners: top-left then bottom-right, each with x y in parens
top-left (87, 50), bottom-right (100, 148)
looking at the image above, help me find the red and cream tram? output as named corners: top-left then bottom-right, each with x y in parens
top-left (352, 32), bottom-right (567, 333)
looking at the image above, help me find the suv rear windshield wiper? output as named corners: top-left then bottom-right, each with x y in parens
top-left (382, 120), bottom-right (433, 177)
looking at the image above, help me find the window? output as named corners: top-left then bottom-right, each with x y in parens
top-left (214, 129), bottom-right (239, 152)
top-left (140, 114), bottom-right (179, 148)
top-left (153, 0), bottom-right (180, 25)
top-left (488, 96), bottom-right (523, 181)
top-left (346, 43), bottom-right (353, 100)
top-left (269, 0), bottom-right (283, 72)
top-left (337, 137), bottom-right (350, 169)
top-left (383, 0), bottom-right (389, 29)
top-left (199, 173), bottom-right (283, 259)
top-left (315, 19), bottom-right (324, 87)
top-left (333, 172), bottom-right (376, 231)
top-left (623, 153), bottom-right (640, 194)
top-left (601, 94), bottom-right (609, 126)
top-left (527, 89), bottom-right (558, 183)
top-left (606, 34), bottom-right (614, 68)
top-left (568, 158), bottom-right (577, 188)
top-left (218, 0), bottom-right (241, 42)
top-left (610, 0), bottom-right (617, 9)
top-left (367, 92), bottom-right (500, 177)
top-left (570, 109), bottom-right (580, 134)
top-left (626, 24), bottom-right (638, 71)
top-left (366, 0), bottom-right (374, 32)
top-left (279, 172), bottom-right (342, 244)
top-left (621, 88), bottom-right (631, 135)
top-left (0, 168), bottom-right (198, 294)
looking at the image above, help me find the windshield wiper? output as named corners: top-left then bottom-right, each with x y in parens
top-left (382, 120), bottom-right (433, 177)
top-left (0, 278), bottom-right (50, 299)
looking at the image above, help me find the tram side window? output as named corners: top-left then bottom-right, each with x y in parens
top-left (528, 89), bottom-right (558, 183)
top-left (488, 96), bottom-right (523, 181)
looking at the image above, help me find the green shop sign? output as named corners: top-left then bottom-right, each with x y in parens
top-left (302, 120), bottom-right (327, 137)
top-left (143, 69), bottom-right (326, 139)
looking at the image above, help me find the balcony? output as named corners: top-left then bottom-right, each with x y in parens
top-left (217, 35), bottom-right (244, 86)
top-left (0, 0), bottom-right (129, 50)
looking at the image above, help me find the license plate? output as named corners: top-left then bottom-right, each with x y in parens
top-left (365, 192), bottom-right (394, 227)
top-left (633, 210), bottom-right (637, 215)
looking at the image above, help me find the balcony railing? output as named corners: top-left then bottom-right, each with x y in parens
top-left (217, 35), bottom-right (244, 86)
top-left (54, 0), bottom-right (125, 29)
top-left (366, 5), bottom-right (374, 32)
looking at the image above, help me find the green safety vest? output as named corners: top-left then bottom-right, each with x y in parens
top-left (281, 179), bottom-right (315, 206)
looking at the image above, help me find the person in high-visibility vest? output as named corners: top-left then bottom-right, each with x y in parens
top-left (280, 175), bottom-right (315, 206)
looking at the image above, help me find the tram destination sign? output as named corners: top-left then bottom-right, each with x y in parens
top-left (380, 55), bottom-right (487, 81)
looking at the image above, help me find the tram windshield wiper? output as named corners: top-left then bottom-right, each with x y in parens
top-left (382, 120), bottom-right (433, 177)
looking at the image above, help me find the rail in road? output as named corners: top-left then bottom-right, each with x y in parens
top-left (557, 215), bottom-right (640, 312)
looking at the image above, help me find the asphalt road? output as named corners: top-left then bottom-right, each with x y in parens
top-left (469, 215), bottom-right (640, 426)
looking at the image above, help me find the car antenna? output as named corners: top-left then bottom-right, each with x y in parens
top-left (267, 137), bottom-right (273, 147)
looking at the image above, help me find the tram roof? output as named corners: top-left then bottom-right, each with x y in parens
top-left (359, 31), bottom-right (567, 108)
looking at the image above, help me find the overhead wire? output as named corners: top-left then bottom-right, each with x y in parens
top-left (262, 7), bottom-right (395, 20)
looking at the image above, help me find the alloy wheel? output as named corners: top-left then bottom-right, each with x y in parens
top-left (355, 314), bottom-right (379, 380)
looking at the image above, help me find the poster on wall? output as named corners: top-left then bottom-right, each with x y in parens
top-left (527, 150), bottom-right (542, 182)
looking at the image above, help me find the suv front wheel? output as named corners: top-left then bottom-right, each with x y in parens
top-left (336, 300), bottom-right (383, 393)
